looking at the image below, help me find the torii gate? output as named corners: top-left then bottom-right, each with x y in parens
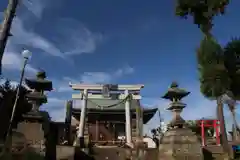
top-left (197, 119), bottom-right (220, 146)
top-left (69, 83), bottom-right (144, 147)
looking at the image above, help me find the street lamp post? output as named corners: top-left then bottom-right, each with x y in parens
top-left (3, 50), bottom-right (32, 151)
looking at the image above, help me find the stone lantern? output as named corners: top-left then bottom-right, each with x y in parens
top-left (25, 71), bottom-right (52, 114)
top-left (158, 82), bottom-right (203, 160)
top-left (15, 70), bottom-right (53, 157)
top-left (64, 100), bottom-right (73, 144)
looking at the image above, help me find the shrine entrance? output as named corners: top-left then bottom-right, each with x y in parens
top-left (69, 83), bottom-right (145, 147)
top-left (197, 119), bottom-right (220, 146)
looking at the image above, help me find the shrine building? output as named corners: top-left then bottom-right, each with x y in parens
top-left (71, 99), bottom-right (157, 143)
top-left (57, 83), bottom-right (158, 146)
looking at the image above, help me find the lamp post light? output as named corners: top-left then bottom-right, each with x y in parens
top-left (3, 50), bottom-right (32, 151)
top-left (9, 49), bottom-right (32, 122)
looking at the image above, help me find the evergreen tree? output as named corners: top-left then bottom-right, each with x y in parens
top-left (174, 0), bottom-right (238, 154)
top-left (2, 79), bottom-right (12, 91)
top-left (175, 0), bottom-right (229, 36)
top-left (0, 79), bottom-right (32, 140)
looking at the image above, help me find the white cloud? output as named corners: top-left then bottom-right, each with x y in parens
top-left (10, 16), bottom-right (102, 59)
top-left (80, 72), bottom-right (112, 84)
top-left (0, 15), bottom-right (38, 74)
top-left (114, 65), bottom-right (135, 77)
top-left (48, 97), bottom-right (65, 105)
top-left (11, 17), bottom-right (101, 59)
top-left (57, 86), bottom-right (72, 93)
top-left (10, 17), bottom-right (66, 59)
top-left (43, 97), bottom-right (84, 122)
top-left (52, 77), bottom-right (77, 92)
top-left (80, 65), bottom-right (135, 84)
top-left (2, 1), bottom-right (103, 72)
top-left (51, 18), bottom-right (103, 55)
top-left (22, 0), bottom-right (47, 18)
top-left (46, 105), bottom-right (66, 122)
top-left (41, 97), bottom-right (66, 121)
top-left (1, 1), bottom-right (102, 67)
top-left (55, 65), bottom-right (135, 92)
top-left (2, 51), bottom-right (37, 74)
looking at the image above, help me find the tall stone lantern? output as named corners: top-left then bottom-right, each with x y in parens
top-left (15, 71), bottom-right (53, 157)
top-left (158, 82), bottom-right (203, 160)
top-left (25, 71), bottom-right (52, 114)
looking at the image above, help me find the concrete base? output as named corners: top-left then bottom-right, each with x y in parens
top-left (57, 145), bottom-right (75, 160)
top-left (159, 127), bottom-right (203, 160)
top-left (203, 145), bottom-right (230, 160)
top-left (79, 137), bottom-right (85, 148)
top-left (16, 122), bottom-right (45, 153)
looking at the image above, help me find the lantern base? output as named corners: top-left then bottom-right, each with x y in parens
top-left (159, 127), bottom-right (203, 160)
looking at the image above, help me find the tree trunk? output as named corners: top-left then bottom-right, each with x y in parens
top-left (0, 0), bottom-right (19, 75)
top-left (231, 109), bottom-right (239, 141)
top-left (216, 97), bottom-right (230, 156)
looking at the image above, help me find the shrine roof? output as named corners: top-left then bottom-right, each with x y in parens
top-left (72, 107), bottom-right (157, 124)
top-left (73, 99), bottom-right (144, 110)
top-left (71, 99), bottom-right (158, 123)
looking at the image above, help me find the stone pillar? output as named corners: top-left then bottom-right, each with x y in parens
top-left (78, 89), bottom-right (88, 146)
top-left (136, 106), bottom-right (144, 160)
top-left (125, 90), bottom-right (132, 145)
top-left (96, 120), bottom-right (99, 141)
top-left (201, 120), bottom-right (205, 146)
top-left (214, 120), bottom-right (220, 145)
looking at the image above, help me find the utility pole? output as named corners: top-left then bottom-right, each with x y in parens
top-left (0, 0), bottom-right (19, 75)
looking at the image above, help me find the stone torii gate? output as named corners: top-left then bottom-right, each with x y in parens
top-left (69, 83), bottom-right (144, 147)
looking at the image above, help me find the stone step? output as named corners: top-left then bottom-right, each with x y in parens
top-left (203, 145), bottom-right (224, 154)
top-left (203, 145), bottom-right (229, 160)
top-left (56, 145), bottom-right (74, 160)
top-left (92, 147), bottom-right (158, 160)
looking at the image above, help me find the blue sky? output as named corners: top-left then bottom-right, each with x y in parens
top-left (1, 0), bottom-right (240, 134)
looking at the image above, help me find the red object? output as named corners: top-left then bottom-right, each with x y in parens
top-left (197, 119), bottom-right (220, 146)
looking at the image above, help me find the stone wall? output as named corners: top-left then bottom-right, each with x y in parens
top-left (55, 146), bottom-right (159, 160)
top-left (2, 144), bottom-right (234, 160)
